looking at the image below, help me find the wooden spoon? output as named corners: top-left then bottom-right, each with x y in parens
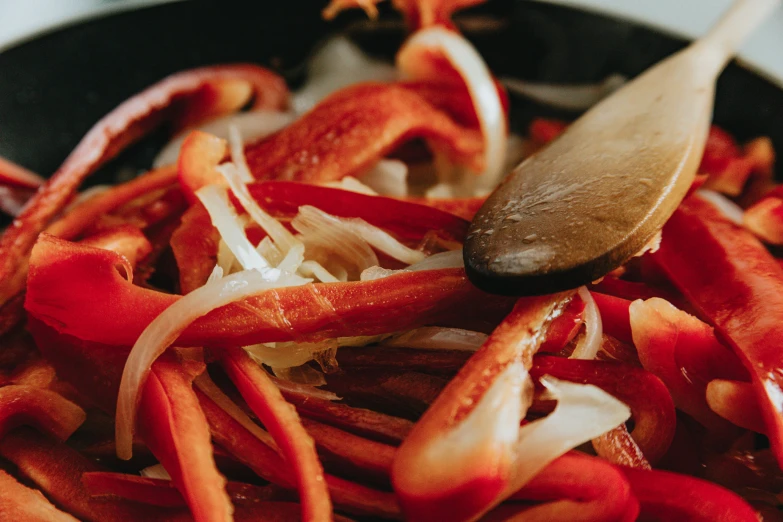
top-left (464, 0), bottom-right (781, 295)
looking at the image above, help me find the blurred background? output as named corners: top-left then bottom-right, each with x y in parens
top-left (1, 0), bottom-right (781, 83)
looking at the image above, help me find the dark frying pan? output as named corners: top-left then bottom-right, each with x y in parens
top-left (0, 0), bottom-right (781, 221)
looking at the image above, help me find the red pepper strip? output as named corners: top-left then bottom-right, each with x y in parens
top-left (540, 294), bottom-right (586, 353)
top-left (45, 164), bottom-right (178, 240)
top-left (629, 298), bottom-right (747, 433)
top-left (592, 425), bottom-right (650, 470)
top-left (0, 185), bottom-right (34, 217)
top-left (220, 348), bottom-right (332, 522)
top-left (283, 392), bottom-right (413, 445)
top-left (0, 155), bottom-right (45, 189)
top-left (497, 452), bottom-right (639, 522)
top-left (392, 293), bottom-right (572, 522)
top-left (323, 0), bottom-right (485, 30)
top-left (706, 379), bottom-right (766, 433)
top-left (26, 234), bottom-right (514, 348)
top-left (138, 358), bottom-right (233, 522)
top-left (177, 130), bottom-right (229, 203)
top-left (245, 83), bottom-right (483, 183)
top-left (249, 180), bottom-right (470, 241)
top-left (170, 202), bottom-right (219, 294)
top-left (621, 467), bottom-right (758, 522)
top-left (590, 292), bottom-right (633, 344)
top-left (0, 428), bottom-right (189, 521)
top-left (700, 126), bottom-right (754, 196)
top-left (82, 472), bottom-right (290, 508)
top-left (400, 195), bottom-right (487, 221)
top-left (197, 389), bottom-right (403, 519)
top-left (530, 355), bottom-right (674, 464)
top-left (743, 195), bottom-right (783, 245)
top-left (0, 385), bottom-right (86, 441)
top-left (529, 118), bottom-right (568, 144)
top-left (0, 469), bottom-right (79, 521)
top-left (92, 184), bottom-right (186, 235)
top-left (0, 65), bottom-right (286, 310)
top-left (302, 417), bottom-right (395, 486)
top-left (590, 276), bottom-right (685, 306)
top-left (79, 225), bottom-right (153, 270)
top-left (654, 195), bottom-right (783, 465)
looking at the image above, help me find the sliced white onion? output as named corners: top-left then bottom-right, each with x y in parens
top-left (360, 266), bottom-right (401, 281)
top-left (322, 176), bottom-right (379, 196)
top-left (293, 206), bottom-right (379, 274)
top-left (216, 239), bottom-right (237, 276)
top-left (570, 287), bottom-right (603, 360)
top-left (218, 163), bottom-right (300, 252)
top-left (273, 365), bottom-right (328, 387)
top-left (503, 376), bottom-right (630, 497)
top-left (298, 260), bottom-right (341, 283)
top-left (292, 36), bottom-right (398, 115)
top-left (268, 374), bottom-right (340, 402)
top-left (246, 339), bottom-right (339, 369)
top-left (153, 111), bottom-right (295, 168)
top-left (115, 269), bottom-right (306, 460)
top-left (398, 27), bottom-right (507, 185)
top-left (501, 74), bottom-right (627, 111)
top-left (383, 327), bottom-right (488, 352)
top-left (634, 230), bottom-right (663, 257)
top-left (140, 464), bottom-right (171, 480)
top-left (196, 185), bottom-right (276, 276)
top-left (339, 218), bottom-right (426, 265)
top-left (193, 373), bottom-right (277, 448)
top-left (407, 249), bottom-right (464, 271)
top-left (228, 125), bottom-right (254, 183)
top-left (696, 189), bottom-right (745, 225)
top-left (360, 159), bottom-right (409, 197)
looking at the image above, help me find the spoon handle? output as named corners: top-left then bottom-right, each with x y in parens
top-left (697, 0), bottom-right (781, 69)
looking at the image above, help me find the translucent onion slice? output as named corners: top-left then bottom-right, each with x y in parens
top-left (193, 374), bottom-right (277, 448)
top-left (570, 287), bottom-right (603, 360)
top-left (273, 365), bottom-right (328, 387)
top-left (360, 266), bottom-right (400, 281)
top-left (196, 185), bottom-right (276, 276)
top-left (140, 464), bottom-right (172, 480)
top-left (360, 159), bottom-right (409, 197)
top-left (292, 36), bottom-right (398, 114)
top-left (115, 269), bottom-right (306, 460)
top-left (268, 374), bottom-right (340, 402)
top-left (501, 74), bottom-right (626, 111)
top-left (218, 163), bottom-right (300, 252)
top-left (397, 26), bottom-right (507, 184)
top-left (298, 260), bottom-right (340, 283)
top-left (696, 189), bottom-right (745, 225)
top-left (383, 327), bottom-right (488, 352)
top-left (228, 125), bottom-right (254, 183)
top-left (504, 376), bottom-right (630, 496)
top-left (322, 176), bottom-right (378, 196)
top-left (293, 206), bottom-right (379, 273)
top-left (407, 249), bottom-right (464, 271)
top-left (153, 111), bottom-right (294, 168)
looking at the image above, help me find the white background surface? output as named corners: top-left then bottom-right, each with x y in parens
top-left (1, 0), bottom-right (782, 84)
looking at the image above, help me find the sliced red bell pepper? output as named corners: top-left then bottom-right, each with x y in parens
top-left (220, 348), bottom-right (332, 521)
top-left (26, 234), bottom-right (514, 348)
top-left (301, 417), bottom-right (395, 486)
top-left (283, 391), bottom-right (414, 445)
top-left (197, 389), bottom-right (402, 519)
top-left (529, 118), bottom-right (568, 145)
top-left (177, 130), bottom-right (229, 203)
top-left (250, 180), bottom-right (470, 242)
top-left (399, 195), bottom-right (487, 221)
top-left (530, 355), bottom-right (675, 464)
top-left (170, 202), bottom-right (220, 293)
top-left (138, 358), bottom-right (233, 522)
top-left (0, 65), bottom-right (287, 313)
top-left (706, 379), bottom-right (765, 433)
top-left (590, 292), bottom-right (633, 344)
top-left (629, 297), bottom-right (748, 434)
top-left (0, 185), bottom-right (34, 217)
top-left (743, 194), bottom-right (783, 245)
top-left (392, 293), bottom-right (573, 522)
top-left (0, 428), bottom-right (190, 521)
top-left (79, 225), bottom-right (153, 271)
top-left (654, 194), bottom-right (783, 465)
top-left (45, 164), bottom-right (178, 240)
top-left (82, 472), bottom-right (290, 508)
top-left (0, 385), bottom-right (85, 441)
top-left (0, 469), bottom-right (78, 521)
top-left (503, 452), bottom-right (639, 522)
top-left (0, 155), bottom-right (45, 189)
top-left (621, 466), bottom-right (758, 522)
top-left (245, 83), bottom-right (483, 183)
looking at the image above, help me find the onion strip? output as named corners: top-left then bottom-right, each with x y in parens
top-left (570, 287), bottom-right (603, 360)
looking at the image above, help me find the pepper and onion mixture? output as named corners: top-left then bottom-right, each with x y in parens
top-left (0, 0), bottom-right (781, 521)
